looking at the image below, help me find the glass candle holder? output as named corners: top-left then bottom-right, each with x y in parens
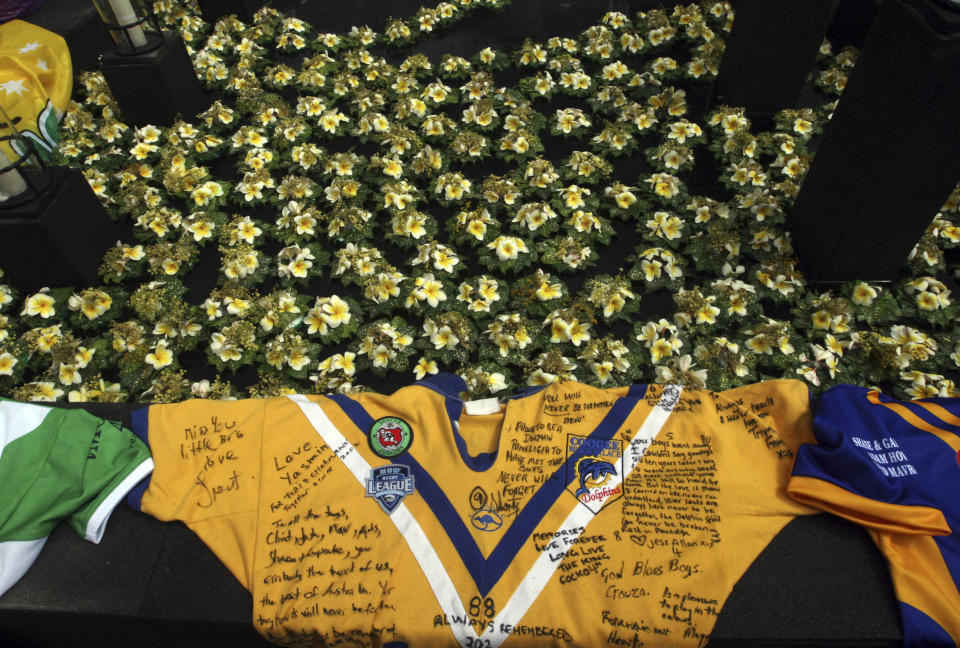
top-left (91, 0), bottom-right (163, 55)
top-left (0, 103), bottom-right (50, 208)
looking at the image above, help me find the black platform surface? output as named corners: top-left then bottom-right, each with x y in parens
top-left (4, 1), bottom-right (907, 645)
top-left (0, 402), bottom-right (903, 648)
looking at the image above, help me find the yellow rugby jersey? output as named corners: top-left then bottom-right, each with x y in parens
top-left (130, 374), bottom-right (817, 647)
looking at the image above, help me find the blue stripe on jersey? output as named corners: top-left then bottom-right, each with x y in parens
top-left (126, 407), bottom-right (152, 511)
top-left (484, 384), bottom-right (646, 589)
top-left (327, 382), bottom-right (647, 596)
top-left (398, 445), bottom-right (487, 582)
top-left (899, 601), bottom-right (954, 646)
top-left (326, 393), bottom-right (487, 589)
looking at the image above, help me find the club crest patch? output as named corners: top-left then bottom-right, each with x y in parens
top-left (365, 464), bottom-right (415, 514)
top-left (368, 416), bottom-right (413, 458)
top-left (566, 435), bottom-right (624, 513)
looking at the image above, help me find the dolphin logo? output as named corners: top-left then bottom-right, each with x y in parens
top-left (575, 457), bottom-right (617, 497)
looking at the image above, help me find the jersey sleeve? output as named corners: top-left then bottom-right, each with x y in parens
top-left (710, 379), bottom-right (818, 516)
top-left (130, 398), bottom-right (263, 525)
top-left (62, 412), bottom-right (154, 542)
top-left (0, 402), bottom-right (151, 597)
top-left (130, 398), bottom-right (265, 589)
top-left (786, 385), bottom-right (951, 536)
top-left (0, 403), bottom-right (153, 544)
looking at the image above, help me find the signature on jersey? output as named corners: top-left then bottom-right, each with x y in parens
top-left (467, 485), bottom-right (518, 531)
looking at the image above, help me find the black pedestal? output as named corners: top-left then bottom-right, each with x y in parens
top-left (197, 0), bottom-right (263, 22)
top-left (100, 31), bottom-right (208, 127)
top-left (712, 0), bottom-right (838, 126)
top-left (0, 167), bottom-right (117, 290)
top-left (787, 0), bottom-right (960, 283)
top-left (826, 0), bottom-right (881, 50)
top-left (23, 0), bottom-right (107, 72)
top-left (197, 0), bottom-right (303, 23)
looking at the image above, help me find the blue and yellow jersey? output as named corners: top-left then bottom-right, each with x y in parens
top-left (788, 384), bottom-right (960, 647)
top-left (131, 374), bottom-right (816, 647)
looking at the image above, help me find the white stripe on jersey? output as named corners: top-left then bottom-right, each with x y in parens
top-left (482, 385), bottom-right (681, 646)
top-left (289, 394), bottom-right (481, 646)
top-left (84, 458), bottom-right (154, 542)
top-left (290, 385), bottom-right (681, 648)
top-left (0, 537), bottom-right (48, 598)
top-left (0, 400), bottom-right (51, 465)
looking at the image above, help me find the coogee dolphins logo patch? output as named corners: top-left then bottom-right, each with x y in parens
top-left (574, 458), bottom-right (617, 497)
top-left (566, 435), bottom-right (623, 513)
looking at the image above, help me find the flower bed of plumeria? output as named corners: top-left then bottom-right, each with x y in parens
top-left (1, 0), bottom-right (958, 404)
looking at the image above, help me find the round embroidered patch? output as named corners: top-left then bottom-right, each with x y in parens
top-left (369, 417), bottom-right (413, 458)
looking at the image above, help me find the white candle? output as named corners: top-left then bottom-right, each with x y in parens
top-left (108, 0), bottom-right (148, 48)
top-left (0, 148), bottom-right (27, 199)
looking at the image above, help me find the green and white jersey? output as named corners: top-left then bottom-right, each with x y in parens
top-left (0, 399), bottom-right (153, 597)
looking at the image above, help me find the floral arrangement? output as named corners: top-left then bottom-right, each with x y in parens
top-left (0, 0), bottom-right (958, 405)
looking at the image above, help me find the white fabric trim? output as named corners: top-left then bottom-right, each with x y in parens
top-left (390, 503), bottom-right (478, 646)
top-left (0, 536), bottom-right (48, 598)
top-left (0, 401), bottom-right (51, 466)
top-left (481, 384), bottom-right (682, 647)
top-left (485, 502), bottom-right (594, 645)
top-left (288, 395), bottom-right (480, 645)
top-left (84, 458), bottom-right (154, 543)
top-left (289, 386), bottom-right (681, 648)
top-left (624, 384), bottom-right (683, 476)
top-left (463, 398), bottom-right (501, 416)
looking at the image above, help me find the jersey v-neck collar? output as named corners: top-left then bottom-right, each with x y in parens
top-left (319, 374), bottom-right (653, 595)
top-left (415, 373), bottom-right (498, 472)
top-left (412, 373), bottom-right (650, 473)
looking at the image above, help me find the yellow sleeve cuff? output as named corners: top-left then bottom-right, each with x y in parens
top-left (787, 475), bottom-right (951, 536)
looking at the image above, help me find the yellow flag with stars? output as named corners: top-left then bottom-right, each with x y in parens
top-left (0, 19), bottom-right (72, 162)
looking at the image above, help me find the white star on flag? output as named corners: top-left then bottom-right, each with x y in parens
top-left (18, 42), bottom-right (41, 54)
top-left (36, 59), bottom-right (49, 71)
top-left (0, 79), bottom-right (27, 96)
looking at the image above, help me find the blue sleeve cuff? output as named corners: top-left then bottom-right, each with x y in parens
top-left (125, 406), bottom-right (152, 512)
